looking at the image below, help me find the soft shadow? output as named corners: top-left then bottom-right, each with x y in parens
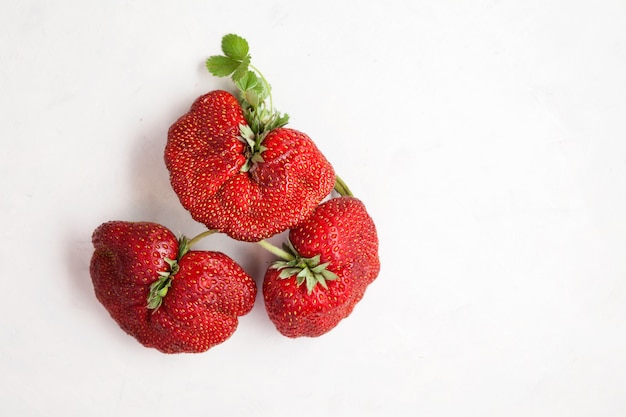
top-left (65, 228), bottom-right (96, 301)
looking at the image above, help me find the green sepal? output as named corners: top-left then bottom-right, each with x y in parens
top-left (305, 273), bottom-right (317, 294)
top-left (321, 268), bottom-right (339, 281)
top-left (240, 160), bottom-right (252, 173)
top-left (177, 236), bottom-right (193, 259)
top-left (317, 275), bottom-right (329, 290)
top-left (146, 243), bottom-right (186, 310)
top-left (145, 231), bottom-right (217, 310)
top-left (270, 240), bottom-right (339, 294)
top-left (272, 112), bottom-right (290, 130)
top-left (251, 153), bottom-right (265, 164)
top-left (164, 257), bottom-right (179, 275)
top-left (147, 274), bottom-right (173, 310)
top-left (238, 122), bottom-right (270, 172)
top-left (279, 267), bottom-right (302, 279)
top-left (239, 124), bottom-right (256, 148)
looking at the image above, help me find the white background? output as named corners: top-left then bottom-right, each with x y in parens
top-left (2, 0), bottom-right (626, 415)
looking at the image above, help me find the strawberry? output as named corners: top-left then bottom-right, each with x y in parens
top-left (164, 34), bottom-right (335, 242)
top-left (89, 221), bottom-right (256, 353)
top-left (260, 196), bottom-right (380, 338)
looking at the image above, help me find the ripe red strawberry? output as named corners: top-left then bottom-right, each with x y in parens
top-left (90, 221), bottom-right (256, 353)
top-left (164, 34), bottom-right (335, 242)
top-left (261, 197), bottom-right (380, 337)
top-left (165, 89), bottom-right (335, 242)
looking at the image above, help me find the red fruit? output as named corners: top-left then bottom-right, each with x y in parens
top-left (90, 221), bottom-right (256, 353)
top-left (262, 197), bottom-right (380, 337)
top-left (164, 90), bottom-right (335, 242)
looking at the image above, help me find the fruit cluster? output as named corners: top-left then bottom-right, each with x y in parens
top-left (89, 34), bottom-right (380, 353)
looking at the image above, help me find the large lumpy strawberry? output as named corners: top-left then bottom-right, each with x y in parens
top-left (164, 34), bottom-right (335, 242)
top-left (262, 197), bottom-right (380, 337)
top-left (90, 221), bottom-right (256, 353)
top-left (165, 90), bottom-right (335, 242)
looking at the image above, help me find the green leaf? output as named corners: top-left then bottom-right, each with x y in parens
top-left (242, 89), bottom-right (260, 109)
top-left (231, 56), bottom-right (250, 83)
top-left (221, 34), bottom-right (249, 61)
top-left (206, 55), bottom-right (240, 77)
top-left (253, 79), bottom-right (269, 102)
top-left (235, 70), bottom-right (259, 91)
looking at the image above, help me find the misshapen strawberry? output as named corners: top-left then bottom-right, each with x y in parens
top-left (261, 196), bottom-right (380, 338)
top-left (164, 35), bottom-right (335, 242)
top-left (165, 91), bottom-right (335, 242)
top-left (90, 221), bottom-right (256, 353)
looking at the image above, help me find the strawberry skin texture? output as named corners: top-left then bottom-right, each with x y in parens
top-left (90, 221), bottom-right (256, 353)
top-left (164, 90), bottom-right (335, 242)
top-left (263, 197), bottom-right (380, 337)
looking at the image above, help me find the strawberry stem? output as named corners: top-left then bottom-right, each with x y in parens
top-left (187, 229), bottom-right (218, 249)
top-left (257, 239), bottom-right (295, 261)
top-left (177, 229), bottom-right (217, 259)
top-left (249, 63), bottom-right (274, 116)
top-left (334, 176), bottom-right (354, 197)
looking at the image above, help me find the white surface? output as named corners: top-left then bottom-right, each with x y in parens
top-left (2, 0), bottom-right (626, 415)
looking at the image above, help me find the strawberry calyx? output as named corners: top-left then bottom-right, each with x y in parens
top-left (147, 230), bottom-right (216, 310)
top-left (258, 240), bottom-right (338, 294)
top-left (206, 34), bottom-right (289, 173)
top-left (147, 257), bottom-right (178, 309)
top-left (238, 124), bottom-right (268, 173)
